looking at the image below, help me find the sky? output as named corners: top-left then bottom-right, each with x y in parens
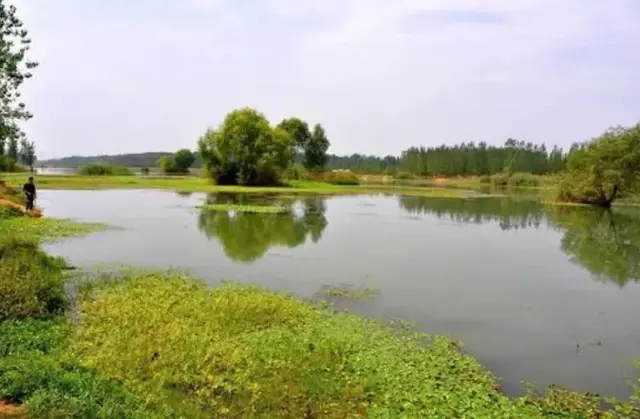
top-left (11, 0), bottom-right (640, 159)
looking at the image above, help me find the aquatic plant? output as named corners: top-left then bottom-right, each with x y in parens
top-left (71, 271), bottom-right (630, 418)
top-left (0, 218), bottom-right (105, 241)
top-left (320, 284), bottom-right (379, 301)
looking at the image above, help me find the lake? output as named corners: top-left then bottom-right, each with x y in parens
top-left (39, 189), bottom-right (640, 399)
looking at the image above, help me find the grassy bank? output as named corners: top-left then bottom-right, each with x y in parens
top-left (2, 266), bottom-right (639, 418)
top-left (0, 173), bottom-right (478, 198)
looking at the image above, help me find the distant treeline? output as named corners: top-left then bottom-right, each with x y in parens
top-left (40, 153), bottom-right (204, 169)
top-left (399, 140), bottom-right (566, 176)
top-left (41, 139), bottom-right (566, 176)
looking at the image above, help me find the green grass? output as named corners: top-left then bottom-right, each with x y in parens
top-left (1, 173), bottom-right (478, 198)
top-left (199, 203), bottom-right (290, 214)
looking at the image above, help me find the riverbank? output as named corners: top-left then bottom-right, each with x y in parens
top-left (1, 214), bottom-right (638, 417)
top-left (0, 173), bottom-right (479, 198)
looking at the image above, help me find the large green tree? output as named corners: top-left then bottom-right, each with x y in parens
top-left (558, 123), bottom-right (640, 207)
top-left (19, 137), bottom-right (35, 171)
top-left (305, 124), bottom-right (330, 170)
top-left (198, 108), bottom-right (293, 186)
top-left (277, 117), bottom-right (311, 153)
top-left (0, 2), bottom-right (38, 153)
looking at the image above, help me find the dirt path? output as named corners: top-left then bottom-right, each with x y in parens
top-left (0, 402), bottom-right (27, 418)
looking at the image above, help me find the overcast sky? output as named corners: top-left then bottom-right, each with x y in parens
top-left (13, 0), bottom-right (640, 159)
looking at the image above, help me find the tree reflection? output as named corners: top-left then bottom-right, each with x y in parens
top-left (197, 193), bottom-right (327, 263)
top-left (546, 206), bottom-right (640, 287)
top-left (398, 196), bottom-right (544, 230)
top-left (397, 196), bottom-right (640, 287)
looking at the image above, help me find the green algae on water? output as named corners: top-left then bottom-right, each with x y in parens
top-left (0, 218), bottom-right (106, 242)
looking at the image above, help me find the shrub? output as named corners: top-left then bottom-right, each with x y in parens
top-left (0, 237), bottom-right (68, 321)
top-left (78, 164), bottom-right (133, 176)
top-left (394, 171), bottom-right (418, 180)
top-left (479, 175), bottom-right (492, 184)
top-left (283, 163), bottom-right (309, 181)
top-left (509, 172), bottom-right (539, 187)
top-left (324, 170), bottom-right (359, 185)
top-left (491, 172), bottom-right (539, 188)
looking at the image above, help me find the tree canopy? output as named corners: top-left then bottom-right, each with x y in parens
top-left (399, 140), bottom-right (565, 177)
top-left (0, 2), bottom-right (38, 172)
top-left (305, 124), bottom-right (330, 170)
top-left (198, 108), bottom-right (294, 186)
top-left (278, 118), bottom-right (331, 171)
top-left (558, 123), bottom-right (640, 207)
top-left (158, 149), bottom-right (195, 174)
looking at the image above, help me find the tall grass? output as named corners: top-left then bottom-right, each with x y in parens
top-left (0, 237), bottom-right (68, 321)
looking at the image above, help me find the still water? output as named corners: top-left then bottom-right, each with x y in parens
top-left (39, 190), bottom-right (640, 399)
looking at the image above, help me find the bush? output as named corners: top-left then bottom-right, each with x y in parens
top-left (509, 172), bottom-right (539, 187)
top-left (479, 175), bottom-right (492, 184)
top-left (283, 163), bottom-right (309, 181)
top-left (491, 172), bottom-right (539, 188)
top-left (325, 170), bottom-right (359, 185)
top-left (0, 237), bottom-right (68, 321)
top-left (394, 171), bottom-right (418, 180)
top-left (78, 164), bottom-right (133, 176)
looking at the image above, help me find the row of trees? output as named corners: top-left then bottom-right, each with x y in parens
top-left (198, 108), bottom-right (330, 186)
top-left (0, 3), bottom-right (38, 172)
top-left (399, 140), bottom-right (566, 177)
top-left (0, 136), bottom-right (36, 172)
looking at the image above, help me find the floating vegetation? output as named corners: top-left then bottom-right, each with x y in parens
top-left (0, 218), bottom-right (106, 242)
top-left (199, 203), bottom-right (290, 214)
top-left (321, 284), bottom-right (380, 301)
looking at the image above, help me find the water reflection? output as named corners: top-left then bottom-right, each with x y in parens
top-left (197, 193), bottom-right (327, 263)
top-left (399, 196), bottom-right (544, 230)
top-left (398, 196), bottom-right (640, 287)
top-left (546, 207), bottom-right (640, 287)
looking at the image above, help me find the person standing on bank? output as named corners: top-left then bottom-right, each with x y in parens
top-left (23, 177), bottom-right (36, 212)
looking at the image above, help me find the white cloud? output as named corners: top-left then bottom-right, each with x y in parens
top-left (9, 0), bottom-right (640, 158)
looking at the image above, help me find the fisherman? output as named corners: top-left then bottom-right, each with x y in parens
top-left (23, 176), bottom-right (36, 212)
